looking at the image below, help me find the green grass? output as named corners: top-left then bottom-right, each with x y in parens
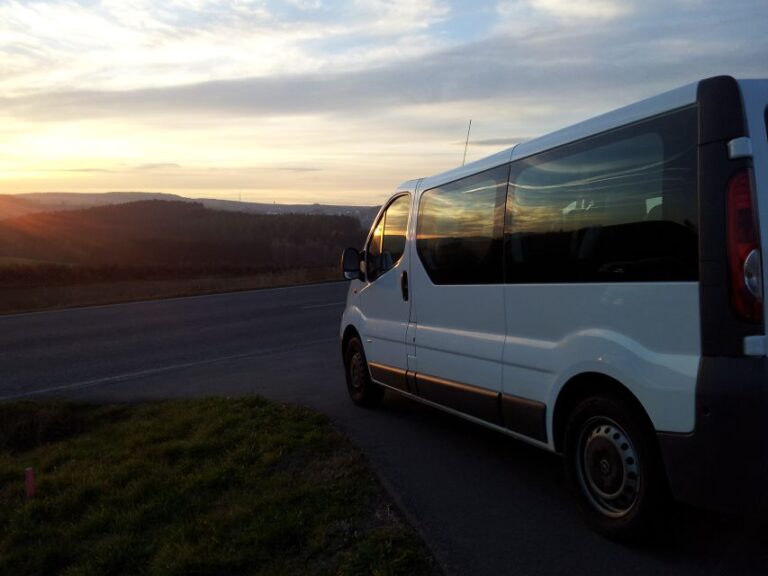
top-left (0, 398), bottom-right (439, 576)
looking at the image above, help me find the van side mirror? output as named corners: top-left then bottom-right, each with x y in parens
top-left (342, 247), bottom-right (364, 281)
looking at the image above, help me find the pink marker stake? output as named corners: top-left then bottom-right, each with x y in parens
top-left (24, 467), bottom-right (36, 500)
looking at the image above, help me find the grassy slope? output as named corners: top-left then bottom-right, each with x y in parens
top-left (0, 399), bottom-right (438, 576)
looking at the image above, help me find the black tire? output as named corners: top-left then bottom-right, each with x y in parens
top-left (563, 394), bottom-right (668, 543)
top-left (344, 337), bottom-right (384, 407)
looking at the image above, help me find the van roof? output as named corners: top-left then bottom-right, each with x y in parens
top-left (405, 79), bottom-right (702, 193)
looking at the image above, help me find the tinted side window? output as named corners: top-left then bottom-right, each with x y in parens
top-left (366, 194), bottom-right (410, 281)
top-left (417, 165), bottom-right (508, 284)
top-left (505, 106), bottom-right (698, 283)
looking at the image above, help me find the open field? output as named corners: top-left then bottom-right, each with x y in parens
top-left (0, 256), bottom-right (59, 267)
top-left (0, 199), bottom-right (361, 314)
top-left (0, 398), bottom-right (438, 576)
top-left (0, 267), bottom-right (338, 314)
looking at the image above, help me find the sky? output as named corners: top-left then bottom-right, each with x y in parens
top-left (0, 0), bottom-right (766, 205)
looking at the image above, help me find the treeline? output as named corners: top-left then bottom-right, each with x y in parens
top-left (0, 201), bottom-right (366, 286)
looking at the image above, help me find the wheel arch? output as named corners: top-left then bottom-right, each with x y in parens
top-left (552, 372), bottom-right (656, 453)
top-left (341, 324), bottom-right (361, 357)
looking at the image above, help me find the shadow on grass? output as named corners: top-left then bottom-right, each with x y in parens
top-left (0, 402), bottom-right (131, 454)
top-left (0, 398), bottom-right (440, 576)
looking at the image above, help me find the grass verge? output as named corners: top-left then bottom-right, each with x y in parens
top-left (0, 398), bottom-right (439, 576)
top-left (0, 267), bottom-right (338, 315)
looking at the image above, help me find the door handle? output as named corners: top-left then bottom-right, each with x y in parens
top-left (400, 271), bottom-right (409, 302)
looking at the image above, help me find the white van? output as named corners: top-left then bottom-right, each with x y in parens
top-left (339, 75), bottom-right (768, 541)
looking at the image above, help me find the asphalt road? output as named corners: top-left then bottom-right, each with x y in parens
top-left (1, 282), bottom-right (766, 576)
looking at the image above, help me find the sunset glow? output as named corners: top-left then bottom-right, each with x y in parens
top-left (1, 0), bottom-right (766, 205)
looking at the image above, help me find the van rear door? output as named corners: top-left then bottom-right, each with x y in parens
top-left (736, 79), bottom-right (768, 350)
top-left (697, 77), bottom-right (765, 357)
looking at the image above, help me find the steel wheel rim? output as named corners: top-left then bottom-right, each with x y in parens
top-left (349, 350), bottom-right (365, 392)
top-left (576, 416), bottom-right (640, 518)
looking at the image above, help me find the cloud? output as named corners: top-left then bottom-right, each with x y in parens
top-left (523, 0), bottom-right (630, 20)
top-left (3, 15), bottom-right (766, 125)
top-left (60, 167), bottom-right (116, 173)
top-left (348, 0), bottom-right (450, 35)
top-left (276, 166), bottom-right (323, 172)
top-left (3, 1), bottom-right (765, 121)
top-left (283, 0), bottom-right (323, 10)
top-left (4, 167), bottom-right (116, 173)
top-left (135, 163), bottom-right (182, 171)
top-left (0, 0), bottom-right (452, 97)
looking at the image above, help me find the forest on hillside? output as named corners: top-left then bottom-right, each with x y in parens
top-left (0, 200), bottom-right (366, 287)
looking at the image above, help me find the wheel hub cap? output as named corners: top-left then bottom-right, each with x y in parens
top-left (578, 418), bottom-right (640, 518)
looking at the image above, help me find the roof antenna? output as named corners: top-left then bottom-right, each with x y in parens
top-left (462, 119), bottom-right (472, 166)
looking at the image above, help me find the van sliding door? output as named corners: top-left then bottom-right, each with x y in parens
top-left (410, 164), bottom-right (509, 425)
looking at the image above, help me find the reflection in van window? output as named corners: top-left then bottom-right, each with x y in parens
top-left (381, 195), bottom-right (409, 264)
top-left (417, 165), bottom-right (508, 285)
top-left (367, 194), bottom-right (410, 281)
top-left (367, 215), bottom-right (384, 273)
top-left (505, 106), bottom-right (698, 283)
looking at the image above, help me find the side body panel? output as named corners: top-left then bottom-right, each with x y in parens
top-left (501, 284), bottom-right (700, 438)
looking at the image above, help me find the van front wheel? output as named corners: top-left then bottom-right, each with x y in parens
top-left (344, 337), bottom-right (384, 407)
top-left (563, 395), bottom-right (667, 542)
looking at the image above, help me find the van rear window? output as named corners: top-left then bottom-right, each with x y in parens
top-left (505, 106), bottom-right (699, 283)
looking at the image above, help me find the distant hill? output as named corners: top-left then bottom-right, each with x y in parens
top-left (3, 192), bottom-right (380, 227)
top-left (0, 200), bottom-right (365, 284)
top-left (0, 195), bottom-right (44, 219)
top-left (13, 191), bottom-right (185, 207)
top-left (194, 197), bottom-right (379, 225)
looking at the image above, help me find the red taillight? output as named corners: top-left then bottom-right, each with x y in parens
top-left (727, 168), bottom-right (763, 323)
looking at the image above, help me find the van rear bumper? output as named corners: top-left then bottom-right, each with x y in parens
top-left (657, 356), bottom-right (768, 515)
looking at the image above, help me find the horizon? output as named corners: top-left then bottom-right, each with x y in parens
top-left (3, 190), bottom-right (380, 208)
top-left (1, 0), bottom-right (766, 205)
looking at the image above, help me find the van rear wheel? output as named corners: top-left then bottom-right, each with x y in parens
top-left (344, 337), bottom-right (384, 407)
top-left (563, 394), bottom-right (667, 542)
